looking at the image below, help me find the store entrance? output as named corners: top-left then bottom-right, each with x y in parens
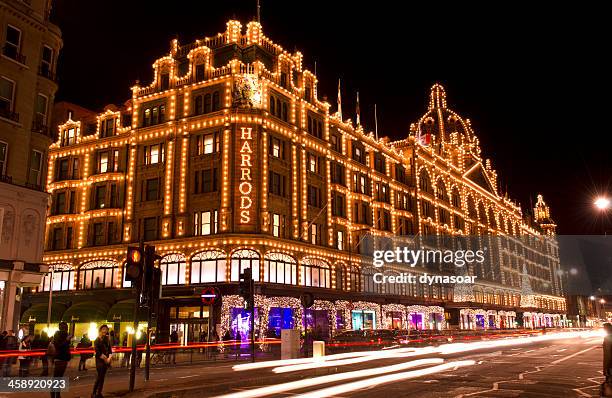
top-left (168, 305), bottom-right (211, 345)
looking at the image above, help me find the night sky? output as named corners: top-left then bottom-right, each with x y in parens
top-left (50, 1), bottom-right (610, 235)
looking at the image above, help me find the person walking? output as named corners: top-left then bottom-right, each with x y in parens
top-left (92, 325), bottom-right (112, 398)
top-left (77, 333), bottom-right (92, 371)
top-left (1, 330), bottom-right (18, 376)
top-left (39, 331), bottom-right (50, 376)
top-left (50, 322), bottom-right (72, 398)
top-left (169, 329), bottom-right (179, 364)
top-left (18, 335), bottom-right (32, 377)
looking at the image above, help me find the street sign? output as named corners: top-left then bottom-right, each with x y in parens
top-left (201, 287), bottom-right (219, 305)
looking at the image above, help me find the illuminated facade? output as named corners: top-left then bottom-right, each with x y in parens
top-left (23, 20), bottom-right (565, 342)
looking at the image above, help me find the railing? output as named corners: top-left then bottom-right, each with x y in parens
top-left (38, 66), bottom-right (57, 82)
top-left (2, 46), bottom-right (26, 64)
top-left (32, 121), bottom-right (51, 137)
top-left (210, 65), bottom-right (231, 78)
top-left (0, 107), bottom-right (19, 122)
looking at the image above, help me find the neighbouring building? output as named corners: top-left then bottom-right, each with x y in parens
top-left (21, 20), bottom-right (565, 344)
top-left (0, 0), bottom-right (61, 331)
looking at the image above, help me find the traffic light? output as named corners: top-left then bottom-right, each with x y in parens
top-left (143, 245), bottom-right (162, 305)
top-left (239, 268), bottom-right (253, 310)
top-left (125, 246), bottom-right (144, 283)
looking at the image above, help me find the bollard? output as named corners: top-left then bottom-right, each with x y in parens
top-left (313, 340), bottom-right (325, 358)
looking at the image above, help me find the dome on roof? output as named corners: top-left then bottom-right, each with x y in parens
top-left (415, 84), bottom-right (474, 144)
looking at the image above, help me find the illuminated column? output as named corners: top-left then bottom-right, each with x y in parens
top-left (220, 126), bottom-right (231, 231)
top-left (326, 158), bottom-right (333, 246)
top-left (291, 145), bottom-right (299, 239)
top-left (123, 144), bottom-right (138, 242)
top-left (261, 130), bottom-right (269, 232)
top-left (77, 150), bottom-right (91, 248)
top-left (162, 139), bottom-right (175, 238)
top-left (177, 133), bottom-right (189, 237)
top-left (301, 147), bottom-right (308, 241)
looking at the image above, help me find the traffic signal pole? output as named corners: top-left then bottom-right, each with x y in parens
top-left (128, 241), bottom-right (144, 393)
top-left (250, 278), bottom-right (255, 363)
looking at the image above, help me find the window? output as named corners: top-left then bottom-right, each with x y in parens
top-left (0, 77), bottom-right (15, 115)
top-left (330, 162), bottom-right (345, 185)
top-left (310, 223), bottom-right (319, 244)
top-left (194, 210), bottom-right (218, 235)
top-left (145, 178), bottom-right (160, 201)
top-left (374, 153), bottom-right (386, 173)
top-left (194, 168), bottom-right (218, 193)
top-left (280, 72), bottom-right (287, 88)
top-left (53, 192), bottom-right (66, 215)
top-left (352, 142), bottom-right (365, 163)
top-left (270, 136), bottom-right (284, 159)
top-left (337, 230), bottom-right (344, 250)
top-left (56, 158), bottom-right (69, 180)
top-left (307, 153), bottom-right (319, 173)
top-left (61, 127), bottom-right (76, 146)
top-left (307, 185), bottom-right (321, 207)
top-left (263, 253), bottom-right (297, 285)
top-left (230, 249), bottom-right (260, 282)
top-left (307, 115), bottom-right (323, 138)
top-left (190, 250), bottom-right (226, 284)
top-left (3, 25), bottom-right (21, 61)
top-left (196, 132), bottom-right (220, 155)
top-left (93, 223), bottom-right (104, 246)
top-left (143, 217), bottom-right (157, 241)
top-left (160, 254), bottom-right (186, 285)
top-left (332, 193), bottom-right (346, 217)
top-left (142, 104), bottom-right (165, 126)
top-left (71, 158), bottom-right (79, 179)
top-left (94, 185), bottom-right (106, 209)
top-left (40, 265), bottom-right (75, 292)
top-left (107, 222), bottom-right (117, 244)
top-left (51, 227), bottom-right (62, 250)
top-left (160, 73), bottom-right (170, 90)
top-left (212, 91), bottom-right (220, 111)
top-left (0, 141), bottom-right (6, 175)
top-left (98, 151), bottom-right (109, 173)
top-left (330, 133), bottom-right (341, 152)
top-left (100, 118), bottom-right (116, 138)
top-left (27, 150), bottom-right (43, 186)
top-left (271, 213), bottom-right (285, 237)
top-left (300, 258), bottom-right (330, 288)
top-left (268, 172), bottom-right (286, 197)
top-left (79, 260), bottom-right (117, 289)
top-left (68, 192), bottom-right (75, 213)
top-left (40, 45), bottom-right (53, 77)
top-left (110, 184), bottom-right (118, 208)
top-left (144, 143), bottom-right (164, 165)
top-left (195, 64), bottom-right (205, 81)
top-left (34, 94), bottom-right (48, 128)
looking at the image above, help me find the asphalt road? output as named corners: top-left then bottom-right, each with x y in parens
top-left (2, 333), bottom-right (606, 398)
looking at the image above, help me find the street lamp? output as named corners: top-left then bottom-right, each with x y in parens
top-left (594, 197), bottom-right (611, 210)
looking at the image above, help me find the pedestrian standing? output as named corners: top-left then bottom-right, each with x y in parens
top-left (92, 325), bottom-right (112, 398)
top-left (77, 333), bottom-right (92, 371)
top-left (50, 322), bottom-right (72, 398)
top-left (1, 330), bottom-right (18, 376)
top-left (18, 335), bottom-right (32, 377)
top-left (39, 331), bottom-right (50, 376)
top-left (169, 329), bottom-right (179, 364)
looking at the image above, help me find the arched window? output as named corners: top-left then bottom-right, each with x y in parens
top-left (348, 265), bottom-right (361, 291)
top-left (263, 253), bottom-right (297, 285)
top-left (419, 169), bottom-right (432, 194)
top-left (488, 208), bottom-right (497, 229)
top-left (231, 249), bottom-right (260, 282)
top-left (79, 260), bottom-right (118, 290)
top-left (122, 262), bottom-right (132, 288)
top-left (300, 258), bottom-right (330, 288)
top-left (40, 264), bottom-right (75, 292)
top-left (478, 202), bottom-right (487, 224)
top-left (467, 196), bottom-right (477, 219)
top-left (335, 264), bottom-right (345, 290)
top-left (436, 179), bottom-right (448, 202)
top-left (191, 250), bottom-right (226, 284)
top-left (451, 187), bottom-right (461, 208)
top-left (160, 254), bottom-right (186, 286)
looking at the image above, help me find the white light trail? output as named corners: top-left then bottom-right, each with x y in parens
top-left (272, 347), bottom-right (437, 374)
top-left (214, 358), bottom-right (444, 398)
top-left (292, 360), bottom-right (476, 398)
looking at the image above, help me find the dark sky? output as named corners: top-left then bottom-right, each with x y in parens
top-left (51, 1), bottom-right (611, 234)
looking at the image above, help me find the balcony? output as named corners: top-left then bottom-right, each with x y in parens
top-left (38, 66), bottom-right (57, 82)
top-left (32, 120), bottom-right (52, 137)
top-left (0, 174), bottom-right (13, 184)
top-left (0, 107), bottom-right (19, 122)
top-left (2, 46), bottom-right (26, 65)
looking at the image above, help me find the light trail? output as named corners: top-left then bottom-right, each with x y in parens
top-left (292, 360), bottom-right (476, 398)
top-left (214, 358), bottom-right (444, 398)
top-left (272, 347), bottom-right (437, 374)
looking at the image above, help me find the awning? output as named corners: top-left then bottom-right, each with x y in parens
top-left (61, 301), bottom-right (110, 323)
top-left (106, 300), bottom-right (147, 322)
top-left (21, 303), bottom-right (66, 324)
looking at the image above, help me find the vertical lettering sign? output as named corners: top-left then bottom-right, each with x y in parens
top-left (236, 126), bottom-right (257, 229)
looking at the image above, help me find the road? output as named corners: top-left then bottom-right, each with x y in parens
top-left (2, 331), bottom-right (606, 398)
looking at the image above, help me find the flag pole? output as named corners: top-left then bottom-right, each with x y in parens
top-left (374, 104), bottom-right (379, 140)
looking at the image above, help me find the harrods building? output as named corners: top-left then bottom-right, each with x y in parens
top-left (20, 20), bottom-right (567, 344)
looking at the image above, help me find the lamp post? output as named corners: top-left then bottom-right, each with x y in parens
top-left (594, 196), bottom-right (611, 235)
